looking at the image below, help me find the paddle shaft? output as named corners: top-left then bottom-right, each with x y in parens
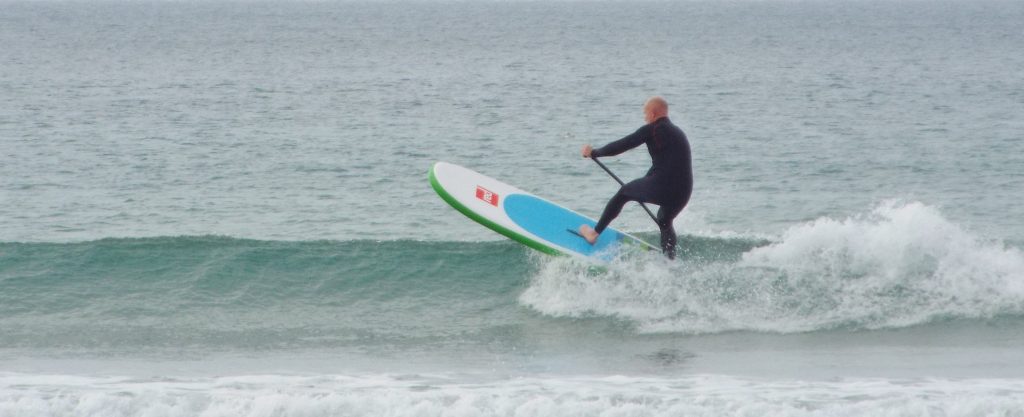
top-left (590, 157), bottom-right (660, 224)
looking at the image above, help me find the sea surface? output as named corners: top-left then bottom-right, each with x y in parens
top-left (2, 0), bottom-right (1024, 415)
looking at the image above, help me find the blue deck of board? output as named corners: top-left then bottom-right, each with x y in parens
top-left (504, 194), bottom-right (628, 260)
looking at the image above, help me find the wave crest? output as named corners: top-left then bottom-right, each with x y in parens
top-left (520, 201), bottom-right (1024, 334)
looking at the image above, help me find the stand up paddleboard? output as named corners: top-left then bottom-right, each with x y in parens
top-left (429, 161), bottom-right (656, 261)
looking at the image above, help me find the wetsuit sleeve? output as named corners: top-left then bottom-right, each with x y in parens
top-left (591, 125), bottom-right (650, 158)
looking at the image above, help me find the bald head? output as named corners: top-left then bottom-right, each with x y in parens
top-left (643, 96), bottom-right (668, 123)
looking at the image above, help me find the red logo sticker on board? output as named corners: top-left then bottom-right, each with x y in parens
top-left (475, 186), bottom-right (499, 206)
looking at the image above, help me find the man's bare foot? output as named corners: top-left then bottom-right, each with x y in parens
top-left (578, 225), bottom-right (599, 244)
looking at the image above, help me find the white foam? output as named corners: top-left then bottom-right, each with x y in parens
top-left (520, 201), bottom-right (1024, 334)
top-left (2, 372), bottom-right (1023, 417)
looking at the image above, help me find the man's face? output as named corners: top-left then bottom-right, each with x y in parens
top-left (643, 102), bottom-right (656, 123)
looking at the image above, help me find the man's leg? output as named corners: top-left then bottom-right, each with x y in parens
top-left (595, 190), bottom-right (632, 234)
top-left (656, 201), bottom-right (685, 259)
top-left (579, 189), bottom-right (632, 244)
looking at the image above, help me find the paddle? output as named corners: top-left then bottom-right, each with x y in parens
top-left (590, 156), bottom-right (660, 224)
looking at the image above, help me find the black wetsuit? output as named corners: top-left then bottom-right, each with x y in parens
top-left (591, 117), bottom-right (693, 259)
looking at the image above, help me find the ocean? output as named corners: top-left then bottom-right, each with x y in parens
top-left (2, 0), bottom-right (1023, 415)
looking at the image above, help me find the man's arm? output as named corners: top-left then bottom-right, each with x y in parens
top-left (590, 125), bottom-right (649, 158)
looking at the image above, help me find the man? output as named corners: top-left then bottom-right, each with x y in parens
top-left (579, 96), bottom-right (693, 259)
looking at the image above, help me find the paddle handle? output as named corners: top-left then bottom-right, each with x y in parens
top-left (590, 157), bottom-right (659, 224)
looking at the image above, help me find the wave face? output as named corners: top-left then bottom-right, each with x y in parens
top-left (0, 237), bottom-right (531, 353)
top-left (2, 202), bottom-right (1023, 356)
top-left (520, 201), bottom-right (1024, 334)
top-left (3, 207), bottom-right (1024, 414)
